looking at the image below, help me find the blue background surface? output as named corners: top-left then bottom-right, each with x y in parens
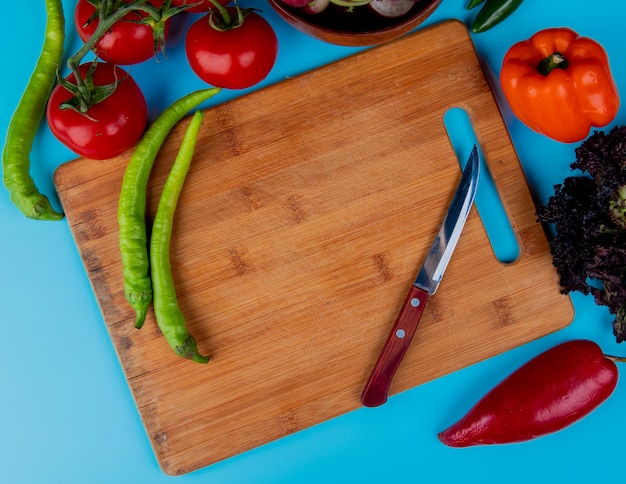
top-left (1, 1), bottom-right (625, 482)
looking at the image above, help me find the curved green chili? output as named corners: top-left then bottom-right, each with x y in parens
top-left (471, 0), bottom-right (524, 34)
top-left (2, 0), bottom-right (65, 220)
top-left (151, 110), bottom-right (209, 363)
top-left (467, 0), bottom-right (485, 9)
top-left (118, 87), bottom-right (220, 329)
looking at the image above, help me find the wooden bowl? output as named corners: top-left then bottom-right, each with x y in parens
top-left (267, 0), bottom-right (443, 47)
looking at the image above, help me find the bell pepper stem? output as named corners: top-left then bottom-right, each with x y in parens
top-left (604, 354), bottom-right (626, 363)
top-left (538, 52), bottom-right (569, 76)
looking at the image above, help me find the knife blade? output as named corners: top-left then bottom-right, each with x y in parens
top-left (361, 145), bottom-right (480, 407)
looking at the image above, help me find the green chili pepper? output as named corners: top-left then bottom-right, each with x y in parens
top-left (151, 110), bottom-right (209, 363)
top-left (2, 0), bottom-right (65, 220)
top-left (118, 87), bottom-right (220, 329)
top-left (467, 0), bottom-right (485, 10)
top-left (471, 0), bottom-right (524, 34)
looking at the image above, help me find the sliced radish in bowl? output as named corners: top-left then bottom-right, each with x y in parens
top-left (300, 0), bottom-right (331, 15)
top-left (279, 0), bottom-right (312, 7)
top-left (369, 0), bottom-right (416, 17)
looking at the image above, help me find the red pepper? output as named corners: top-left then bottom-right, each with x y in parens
top-left (438, 340), bottom-right (618, 447)
top-left (500, 28), bottom-right (619, 143)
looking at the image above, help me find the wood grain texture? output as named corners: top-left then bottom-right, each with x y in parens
top-left (53, 21), bottom-right (574, 475)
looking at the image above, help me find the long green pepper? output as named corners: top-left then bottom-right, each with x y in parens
top-left (471, 0), bottom-right (525, 34)
top-left (2, 0), bottom-right (65, 220)
top-left (151, 110), bottom-right (208, 363)
top-left (118, 87), bottom-right (220, 329)
top-left (466, 0), bottom-right (485, 9)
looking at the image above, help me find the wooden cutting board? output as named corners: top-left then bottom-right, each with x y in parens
top-left (54, 21), bottom-right (574, 475)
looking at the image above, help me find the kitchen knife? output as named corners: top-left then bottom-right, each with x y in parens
top-left (361, 145), bottom-right (480, 407)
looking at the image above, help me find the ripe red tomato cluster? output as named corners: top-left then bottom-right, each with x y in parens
top-left (74, 0), bottom-right (172, 65)
top-left (46, 0), bottom-right (278, 160)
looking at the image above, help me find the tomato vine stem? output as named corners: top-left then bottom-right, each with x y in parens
top-left (206, 0), bottom-right (255, 31)
top-left (65, 0), bottom-right (188, 112)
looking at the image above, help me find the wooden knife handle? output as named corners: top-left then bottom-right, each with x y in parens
top-left (361, 285), bottom-right (430, 407)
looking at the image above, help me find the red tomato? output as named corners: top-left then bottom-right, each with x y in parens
top-left (74, 0), bottom-right (170, 65)
top-left (185, 9), bottom-right (278, 89)
top-left (47, 63), bottom-right (148, 160)
top-left (171, 0), bottom-right (230, 14)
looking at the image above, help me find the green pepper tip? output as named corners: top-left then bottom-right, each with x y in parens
top-left (176, 336), bottom-right (210, 364)
top-left (134, 309), bottom-right (149, 329)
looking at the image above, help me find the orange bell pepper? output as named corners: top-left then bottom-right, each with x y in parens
top-left (500, 28), bottom-right (619, 143)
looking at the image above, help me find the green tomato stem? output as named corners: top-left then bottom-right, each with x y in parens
top-left (207, 0), bottom-right (231, 25)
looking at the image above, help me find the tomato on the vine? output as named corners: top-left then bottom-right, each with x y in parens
top-left (185, 9), bottom-right (278, 90)
top-left (47, 63), bottom-right (148, 160)
top-left (171, 0), bottom-right (230, 14)
top-left (74, 0), bottom-right (170, 65)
